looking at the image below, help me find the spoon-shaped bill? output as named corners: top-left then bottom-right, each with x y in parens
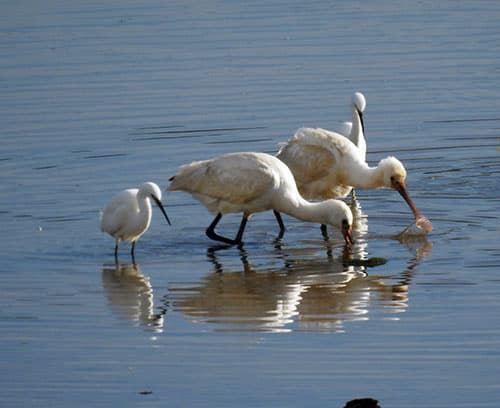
top-left (415, 214), bottom-right (433, 233)
top-left (342, 220), bottom-right (354, 246)
top-left (391, 180), bottom-right (433, 233)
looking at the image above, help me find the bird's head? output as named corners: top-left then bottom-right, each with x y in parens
top-left (324, 199), bottom-right (354, 246)
top-left (140, 182), bottom-right (171, 225)
top-left (140, 182), bottom-right (163, 202)
top-left (352, 92), bottom-right (367, 114)
top-left (378, 156), bottom-right (407, 189)
top-left (378, 157), bottom-right (433, 232)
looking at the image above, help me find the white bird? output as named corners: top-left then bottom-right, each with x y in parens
top-left (336, 91), bottom-right (367, 160)
top-left (100, 182), bottom-right (171, 260)
top-left (276, 128), bottom-right (433, 232)
top-left (335, 91), bottom-right (367, 200)
top-left (167, 152), bottom-right (354, 245)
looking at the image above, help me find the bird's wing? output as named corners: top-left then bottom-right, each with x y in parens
top-left (100, 190), bottom-right (138, 235)
top-left (293, 127), bottom-right (357, 156)
top-left (277, 127), bottom-right (357, 185)
top-left (277, 142), bottom-right (334, 185)
top-left (169, 153), bottom-right (276, 205)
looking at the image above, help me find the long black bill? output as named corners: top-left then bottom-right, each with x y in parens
top-left (152, 195), bottom-right (171, 226)
top-left (358, 109), bottom-right (365, 138)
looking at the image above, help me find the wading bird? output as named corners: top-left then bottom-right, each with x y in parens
top-left (336, 91), bottom-right (367, 160)
top-left (276, 128), bottom-right (432, 232)
top-left (100, 182), bottom-right (171, 260)
top-left (168, 152), bottom-right (354, 245)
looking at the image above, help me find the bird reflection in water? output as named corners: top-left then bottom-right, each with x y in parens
top-left (170, 200), bottom-right (431, 333)
top-left (101, 262), bottom-right (165, 333)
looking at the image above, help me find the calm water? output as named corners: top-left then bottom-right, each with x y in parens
top-left (1, 1), bottom-right (500, 407)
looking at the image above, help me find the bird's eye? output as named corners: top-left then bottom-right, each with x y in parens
top-left (342, 219), bottom-right (348, 226)
top-left (390, 176), bottom-right (395, 182)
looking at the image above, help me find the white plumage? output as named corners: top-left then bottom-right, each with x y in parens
top-left (168, 152), bottom-right (354, 245)
top-left (100, 182), bottom-right (171, 259)
top-left (336, 91), bottom-right (367, 160)
top-left (276, 128), bottom-right (432, 232)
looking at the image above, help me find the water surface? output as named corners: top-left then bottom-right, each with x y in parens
top-left (1, 1), bottom-right (500, 407)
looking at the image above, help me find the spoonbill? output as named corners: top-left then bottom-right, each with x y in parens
top-left (336, 91), bottom-right (367, 160)
top-left (276, 128), bottom-right (432, 232)
top-left (167, 152), bottom-right (354, 245)
top-left (100, 182), bottom-right (171, 259)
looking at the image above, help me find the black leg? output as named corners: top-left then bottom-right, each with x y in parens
top-left (234, 215), bottom-right (248, 243)
top-left (114, 242), bottom-right (119, 261)
top-left (273, 210), bottom-right (286, 234)
top-left (130, 241), bottom-right (136, 262)
top-left (206, 213), bottom-right (223, 239)
top-left (206, 213), bottom-right (240, 245)
top-left (320, 224), bottom-right (329, 240)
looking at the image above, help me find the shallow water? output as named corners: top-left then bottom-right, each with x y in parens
top-left (1, 1), bottom-right (500, 407)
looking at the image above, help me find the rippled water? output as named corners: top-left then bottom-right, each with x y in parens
top-left (1, 1), bottom-right (500, 407)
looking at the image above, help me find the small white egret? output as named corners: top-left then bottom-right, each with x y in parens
top-left (336, 91), bottom-right (367, 159)
top-left (167, 152), bottom-right (353, 245)
top-left (100, 182), bottom-right (171, 259)
top-left (276, 128), bottom-right (432, 232)
top-left (335, 91), bottom-right (367, 200)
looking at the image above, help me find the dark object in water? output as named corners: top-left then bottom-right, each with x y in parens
top-left (342, 257), bottom-right (387, 268)
top-left (344, 398), bottom-right (381, 408)
top-left (138, 390), bottom-right (153, 395)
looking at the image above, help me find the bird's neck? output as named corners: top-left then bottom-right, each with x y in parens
top-left (344, 162), bottom-right (384, 190)
top-left (137, 196), bottom-right (153, 219)
top-left (350, 106), bottom-right (363, 146)
top-left (278, 195), bottom-right (329, 225)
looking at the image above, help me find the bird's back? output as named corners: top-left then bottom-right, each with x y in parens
top-left (168, 152), bottom-right (285, 214)
top-left (287, 127), bottom-right (359, 158)
top-left (277, 128), bottom-right (361, 199)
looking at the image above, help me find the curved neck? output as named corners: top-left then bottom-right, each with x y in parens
top-left (350, 105), bottom-right (362, 145)
top-left (344, 161), bottom-right (384, 190)
top-left (350, 105), bottom-right (366, 162)
top-left (137, 194), bottom-right (153, 215)
top-left (276, 195), bottom-right (330, 224)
